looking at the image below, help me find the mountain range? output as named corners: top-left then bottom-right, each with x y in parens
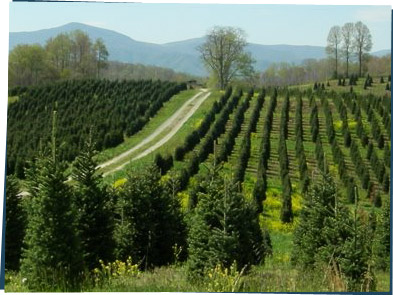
top-left (9, 22), bottom-right (391, 77)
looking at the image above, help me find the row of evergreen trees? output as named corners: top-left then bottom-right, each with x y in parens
top-left (366, 93), bottom-right (391, 139)
top-left (294, 96), bottom-right (310, 194)
top-left (366, 142), bottom-right (390, 193)
top-left (233, 90), bottom-right (266, 185)
top-left (177, 89), bottom-right (242, 190)
top-left (278, 94), bottom-right (293, 223)
top-left (174, 87), bottom-right (233, 161)
top-left (252, 89), bottom-right (278, 213)
top-left (332, 94), bottom-right (352, 147)
top-left (216, 89), bottom-right (253, 163)
top-left (7, 79), bottom-right (186, 178)
top-left (360, 96), bottom-right (385, 148)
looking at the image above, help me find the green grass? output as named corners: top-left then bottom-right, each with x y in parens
top-left (95, 89), bottom-right (198, 165)
top-left (102, 90), bottom-right (223, 184)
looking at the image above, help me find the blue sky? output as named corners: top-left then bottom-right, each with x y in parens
top-left (9, 3), bottom-right (392, 51)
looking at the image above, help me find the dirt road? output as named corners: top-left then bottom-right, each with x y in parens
top-left (99, 89), bottom-right (211, 176)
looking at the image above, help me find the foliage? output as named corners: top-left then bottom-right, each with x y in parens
top-left (91, 257), bottom-right (140, 287)
top-left (20, 113), bottom-right (83, 291)
top-left (199, 26), bottom-right (254, 89)
top-left (202, 261), bottom-right (246, 292)
top-left (113, 165), bottom-right (186, 269)
top-left (6, 79), bottom-right (186, 177)
top-left (5, 175), bottom-right (26, 271)
top-left (72, 137), bottom-right (115, 269)
top-left (292, 173), bottom-right (375, 291)
top-left (187, 167), bottom-right (269, 278)
top-left (9, 31), bottom-right (109, 87)
top-left (374, 203), bottom-right (390, 271)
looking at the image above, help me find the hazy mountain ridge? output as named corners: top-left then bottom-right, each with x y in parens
top-left (9, 22), bottom-right (390, 77)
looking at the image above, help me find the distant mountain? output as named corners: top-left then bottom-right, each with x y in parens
top-left (9, 22), bottom-right (391, 77)
top-left (371, 49), bottom-right (391, 57)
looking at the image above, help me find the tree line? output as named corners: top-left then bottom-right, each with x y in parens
top-left (326, 21), bottom-right (372, 78)
top-left (9, 30), bottom-right (109, 87)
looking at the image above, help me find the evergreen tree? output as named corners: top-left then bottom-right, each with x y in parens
top-left (187, 167), bottom-right (269, 278)
top-left (21, 112), bottom-right (83, 291)
top-left (292, 174), bottom-right (375, 291)
top-left (253, 173), bottom-right (267, 213)
top-left (280, 175), bottom-right (293, 223)
top-left (374, 202), bottom-right (390, 270)
top-left (72, 137), bottom-right (115, 270)
top-left (5, 175), bottom-right (26, 271)
top-left (113, 165), bottom-right (186, 269)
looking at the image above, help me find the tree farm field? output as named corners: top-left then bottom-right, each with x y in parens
top-left (5, 3), bottom-right (392, 293)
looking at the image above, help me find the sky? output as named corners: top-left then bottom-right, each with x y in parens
top-left (9, 2), bottom-right (392, 51)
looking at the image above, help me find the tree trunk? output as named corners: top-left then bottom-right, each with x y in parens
top-left (359, 51), bottom-right (362, 77)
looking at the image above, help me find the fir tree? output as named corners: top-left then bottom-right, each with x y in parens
top-left (374, 202), bottom-right (390, 270)
top-left (187, 167), bottom-right (269, 278)
top-left (5, 175), bottom-right (25, 271)
top-left (292, 175), bottom-right (375, 291)
top-left (72, 136), bottom-right (115, 270)
top-left (113, 165), bottom-right (186, 269)
top-left (21, 111), bottom-right (83, 291)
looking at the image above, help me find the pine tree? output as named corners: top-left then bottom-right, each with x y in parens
top-left (5, 175), bottom-right (25, 271)
top-left (72, 136), bottom-right (115, 270)
top-left (21, 111), bottom-right (83, 291)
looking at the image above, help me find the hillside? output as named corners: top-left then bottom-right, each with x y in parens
top-left (7, 22), bottom-right (330, 76)
top-left (9, 23), bottom-right (390, 77)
